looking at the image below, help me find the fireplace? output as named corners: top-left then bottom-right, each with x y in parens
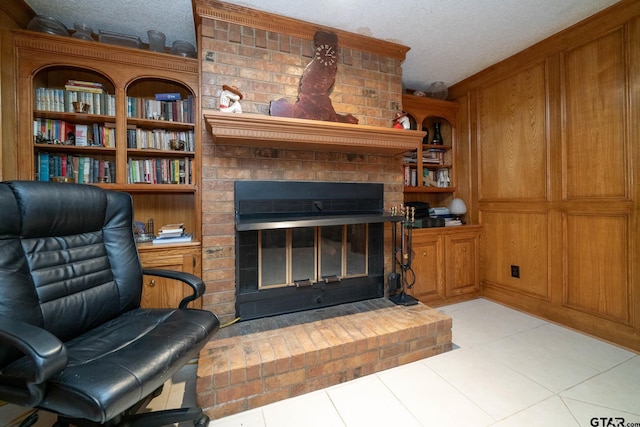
top-left (234, 181), bottom-right (399, 320)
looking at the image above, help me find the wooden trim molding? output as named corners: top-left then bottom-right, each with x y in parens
top-left (12, 30), bottom-right (199, 75)
top-left (203, 110), bottom-right (424, 154)
top-left (194, 0), bottom-right (410, 61)
top-left (0, 0), bottom-right (34, 29)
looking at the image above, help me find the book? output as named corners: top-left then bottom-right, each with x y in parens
top-left (65, 85), bottom-right (105, 94)
top-left (66, 79), bottom-right (103, 88)
top-left (156, 230), bottom-right (184, 238)
top-left (155, 92), bottom-right (182, 101)
top-left (75, 124), bottom-right (88, 146)
top-left (159, 223), bottom-right (184, 233)
top-left (152, 234), bottom-right (192, 244)
top-left (38, 152), bottom-right (50, 181)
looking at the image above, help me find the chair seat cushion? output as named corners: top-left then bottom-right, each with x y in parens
top-left (36, 308), bottom-right (219, 422)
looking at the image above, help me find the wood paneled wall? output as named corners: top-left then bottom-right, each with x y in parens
top-left (0, 0), bottom-right (32, 180)
top-left (449, 0), bottom-right (640, 351)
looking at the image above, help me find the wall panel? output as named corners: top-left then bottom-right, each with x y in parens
top-left (564, 213), bottom-right (630, 323)
top-left (477, 62), bottom-right (548, 201)
top-left (480, 210), bottom-right (549, 299)
top-left (563, 28), bottom-right (627, 200)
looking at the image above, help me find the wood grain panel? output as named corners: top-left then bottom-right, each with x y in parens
top-left (477, 63), bottom-right (548, 201)
top-left (445, 233), bottom-right (478, 297)
top-left (480, 210), bottom-right (549, 299)
top-left (563, 28), bottom-right (627, 200)
top-left (408, 232), bottom-right (444, 302)
top-left (564, 214), bottom-right (629, 323)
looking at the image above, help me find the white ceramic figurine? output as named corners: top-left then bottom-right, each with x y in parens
top-left (219, 85), bottom-right (243, 113)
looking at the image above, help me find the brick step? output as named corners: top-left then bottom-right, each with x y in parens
top-left (196, 299), bottom-right (452, 420)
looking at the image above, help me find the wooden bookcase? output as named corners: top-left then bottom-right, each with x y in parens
top-left (401, 93), bottom-right (459, 209)
top-left (11, 29), bottom-right (202, 304)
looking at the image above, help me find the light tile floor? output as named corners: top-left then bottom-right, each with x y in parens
top-left (209, 298), bottom-right (640, 427)
top-left (25, 298), bottom-right (640, 427)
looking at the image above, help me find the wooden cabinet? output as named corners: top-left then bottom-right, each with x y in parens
top-left (11, 30), bottom-right (203, 307)
top-left (401, 94), bottom-right (459, 208)
top-left (409, 230), bottom-right (444, 302)
top-left (408, 226), bottom-right (480, 305)
top-left (444, 231), bottom-right (479, 298)
top-left (138, 244), bottom-right (203, 309)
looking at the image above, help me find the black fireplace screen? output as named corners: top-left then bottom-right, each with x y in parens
top-left (235, 181), bottom-right (396, 320)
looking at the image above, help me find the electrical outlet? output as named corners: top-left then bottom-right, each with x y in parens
top-left (511, 265), bottom-right (520, 278)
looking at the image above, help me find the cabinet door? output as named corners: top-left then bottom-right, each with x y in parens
top-left (444, 233), bottom-right (479, 297)
top-left (408, 233), bottom-right (444, 303)
top-left (139, 249), bottom-right (202, 309)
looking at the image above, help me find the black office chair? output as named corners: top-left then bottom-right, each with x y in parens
top-left (0, 181), bottom-right (220, 427)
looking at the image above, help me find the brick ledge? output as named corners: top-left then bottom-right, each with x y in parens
top-left (196, 299), bottom-right (452, 419)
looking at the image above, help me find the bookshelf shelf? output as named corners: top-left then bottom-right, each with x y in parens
top-left (126, 117), bottom-right (195, 130)
top-left (404, 186), bottom-right (457, 193)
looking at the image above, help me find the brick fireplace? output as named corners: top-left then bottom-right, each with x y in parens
top-left (193, 2), bottom-right (452, 419)
top-left (195, 0), bottom-right (413, 324)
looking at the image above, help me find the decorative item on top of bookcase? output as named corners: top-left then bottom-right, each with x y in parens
top-left (147, 30), bottom-right (166, 52)
top-left (71, 23), bottom-right (94, 41)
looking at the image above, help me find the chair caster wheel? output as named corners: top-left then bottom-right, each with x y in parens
top-left (19, 412), bottom-right (38, 427)
top-left (194, 414), bottom-right (210, 427)
top-left (151, 385), bottom-right (164, 398)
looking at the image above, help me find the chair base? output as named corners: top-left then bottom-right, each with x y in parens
top-left (40, 385), bottom-right (210, 427)
top-left (52, 408), bottom-right (209, 427)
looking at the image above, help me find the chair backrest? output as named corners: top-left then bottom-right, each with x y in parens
top-left (0, 181), bottom-right (143, 367)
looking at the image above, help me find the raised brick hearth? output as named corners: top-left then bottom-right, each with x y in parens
top-left (196, 299), bottom-right (452, 419)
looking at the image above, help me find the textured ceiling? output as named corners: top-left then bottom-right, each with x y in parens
top-left (24, 0), bottom-right (620, 92)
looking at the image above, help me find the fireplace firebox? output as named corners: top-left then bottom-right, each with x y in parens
top-left (235, 181), bottom-right (399, 320)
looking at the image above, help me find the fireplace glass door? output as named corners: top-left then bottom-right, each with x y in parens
top-left (259, 224), bottom-right (368, 289)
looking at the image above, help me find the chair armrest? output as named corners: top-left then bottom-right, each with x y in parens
top-left (0, 315), bottom-right (67, 406)
top-left (142, 268), bottom-right (206, 309)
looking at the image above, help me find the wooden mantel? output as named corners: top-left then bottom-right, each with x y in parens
top-left (203, 110), bottom-right (425, 154)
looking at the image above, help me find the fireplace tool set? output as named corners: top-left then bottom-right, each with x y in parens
top-left (389, 204), bottom-right (419, 306)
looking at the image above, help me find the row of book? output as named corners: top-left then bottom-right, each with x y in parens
top-left (34, 119), bottom-right (116, 147)
top-left (126, 128), bottom-right (194, 151)
top-left (35, 87), bottom-right (193, 122)
top-left (35, 87), bottom-right (116, 116)
top-left (152, 223), bottom-right (193, 244)
top-left (127, 157), bottom-right (193, 185)
top-left (36, 152), bottom-right (115, 184)
top-left (402, 149), bottom-right (447, 165)
top-left (403, 165), bottom-right (451, 187)
top-left (126, 96), bottom-right (195, 123)
top-left (423, 149), bottom-right (446, 164)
